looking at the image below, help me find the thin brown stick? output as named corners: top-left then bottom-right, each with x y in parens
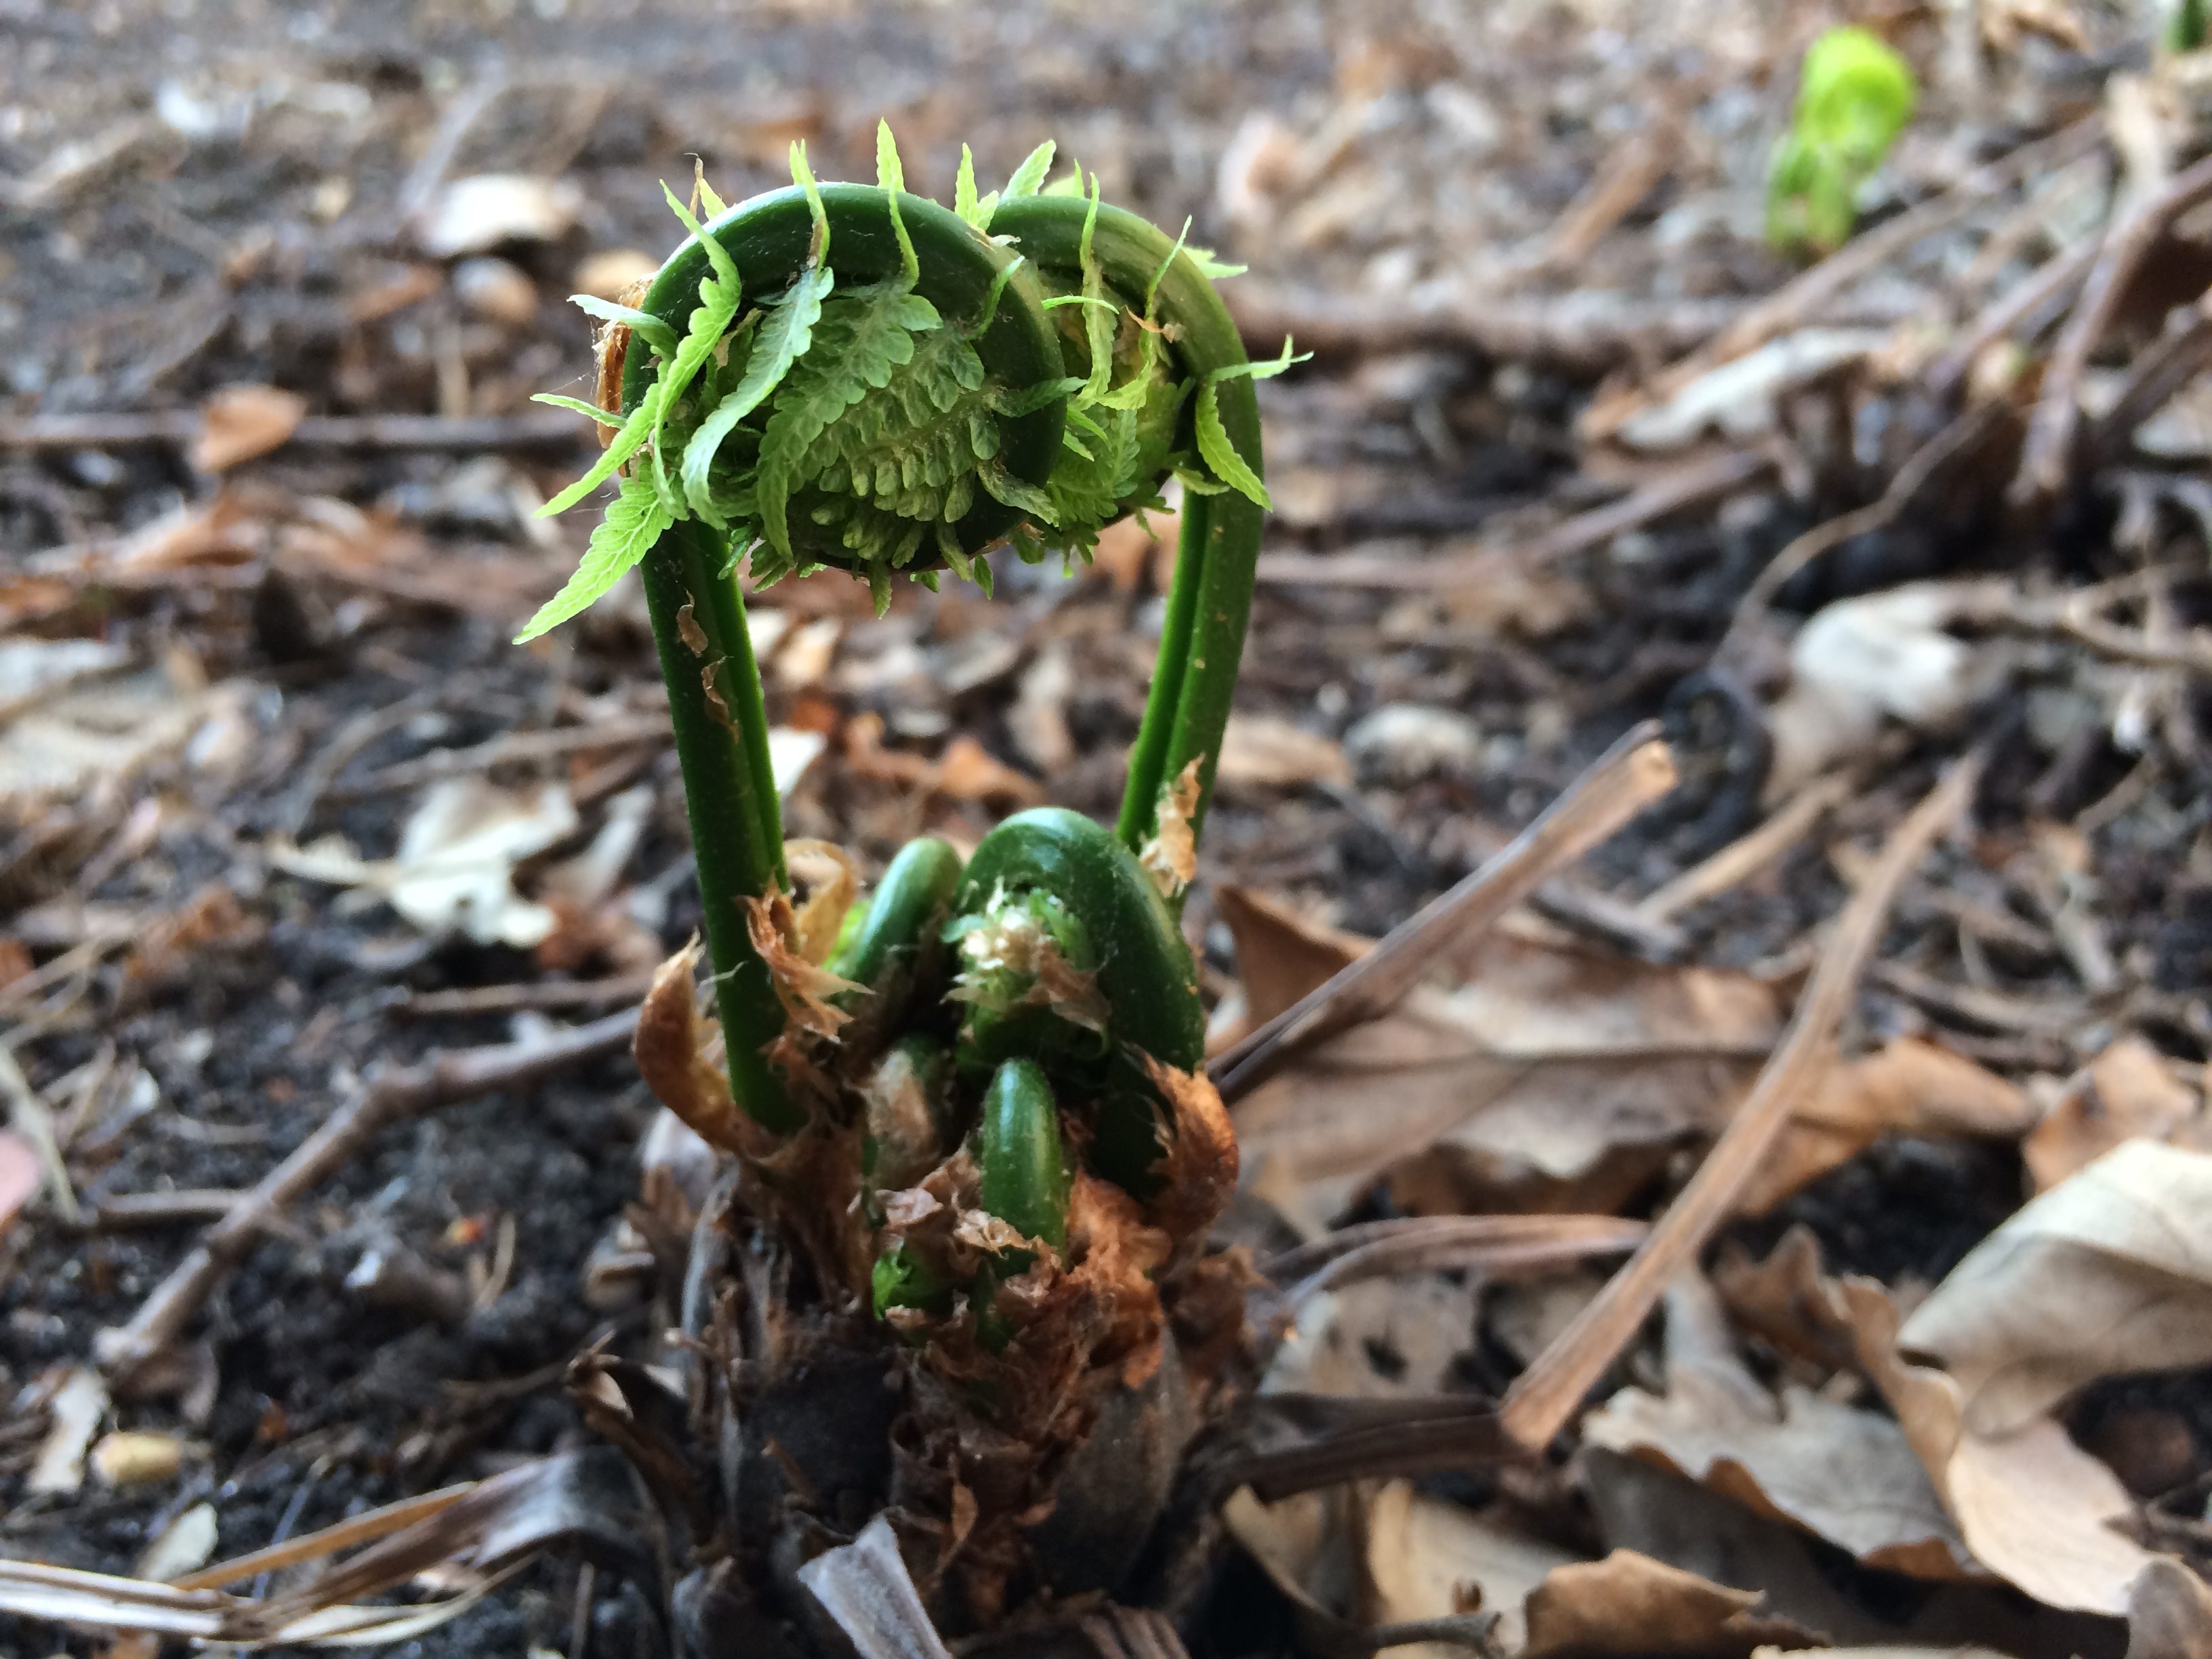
top-left (1498, 750), bottom-right (1985, 1452)
top-left (94, 1189), bottom-right (248, 1231)
top-left (1925, 234), bottom-right (2101, 401)
top-left (1584, 117), bottom-right (2106, 442)
top-left (333, 715), bottom-right (671, 797)
top-left (397, 970), bottom-right (661, 1019)
top-left (94, 1008), bottom-right (638, 1385)
top-left (1729, 401), bottom-right (2005, 638)
top-left (1211, 725), bottom-right (1678, 1104)
top-left (2085, 294), bottom-right (2212, 466)
top-left (1637, 774), bottom-right (1851, 922)
top-left (1263, 1214), bottom-right (1648, 1301)
top-left (2013, 148), bottom-right (2212, 504)
top-left (1254, 449), bottom-right (1772, 590)
top-left (0, 409), bottom-right (586, 455)
top-left (1226, 286), bottom-right (1767, 374)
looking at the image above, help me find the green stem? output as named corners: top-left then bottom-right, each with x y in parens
top-left (985, 199), bottom-right (1264, 869)
top-left (638, 518), bottom-right (798, 1129)
top-left (625, 186), bottom-right (1064, 1130)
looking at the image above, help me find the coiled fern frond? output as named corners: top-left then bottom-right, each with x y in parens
top-left (524, 125), bottom-right (1294, 624)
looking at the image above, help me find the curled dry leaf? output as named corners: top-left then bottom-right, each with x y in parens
top-left (1584, 1273), bottom-right (1974, 1578)
top-left (1519, 1550), bottom-right (1812, 1658)
top-left (1719, 1224), bottom-right (2186, 1618)
top-left (632, 941), bottom-right (744, 1155)
top-left (1898, 1141), bottom-right (2212, 1436)
top-left (1740, 1038), bottom-right (2035, 1216)
top-left (745, 892), bottom-right (861, 1039)
top-left (2024, 1036), bottom-right (2211, 1192)
top-left (1230, 907), bottom-right (1778, 1216)
top-left (190, 384), bottom-right (306, 472)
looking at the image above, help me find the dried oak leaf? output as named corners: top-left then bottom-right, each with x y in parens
top-left (2024, 1036), bottom-right (2211, 1193)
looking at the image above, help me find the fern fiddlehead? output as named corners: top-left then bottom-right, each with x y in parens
top-left (527, 136), bottom-right (1284, 1611)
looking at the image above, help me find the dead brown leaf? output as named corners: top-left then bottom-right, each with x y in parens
top-left (1584, 1274), bottom-right (1974, 1578)
top-left (1742, 1039), bottom-right (2036, 1216)
top-left (1229, 910), bottom-right (1778, 1217)
top-left (1898, 1141), bottom-right (2212, 1435)
top-left (1361, 1481), bottom-right (1575, 1655)
top-left (191, 385), bottom-right (307, 472)
top-left (1216, 713), bottom-right (1352, 789)
top-left (1519, 1550), bottom-right (1811, 1658)
top-left (2024, 1037), bottom-right (2211, 1191)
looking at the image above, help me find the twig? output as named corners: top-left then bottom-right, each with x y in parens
top-left (1217, 1394), bottom-right (1511, 1501)
top-left (0, 409), bottom-right (587, 455)
top-left (1637, 774), bottom-right (1851, 922)
top-left (333, 715), bottom-right (671, 798)
top-left (397, 969), bottom-right (660, 1019)
top-left (1498, 750), bottom-right (1984, 1452)
top-left (1729, 401), bottom-right (2005, 638)
top-left (95, 1008), bottom-right (638, 1386)
top-left (1210, 725), bottom-right (1678, 1104)
top-left (1261, 1214), bottom-right (1647, 1302)
top-left (2013, 148), bottom-right (2212, 504)
top-left (2085, 293), bottom-right (2212, 466)
top-left (1225, 285), bottom-right (1765, 375)
top-left (1583, 117), bottom-right (2106, 442)
top-left (94, 1189), bottom-right (247, 1231)
top-left (1925, 234), bottom-right (2100, 401)
top-left (1256, 449), bottom-right (1773, 590)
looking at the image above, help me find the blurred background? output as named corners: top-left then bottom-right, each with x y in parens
top-left (11, 1), bottom-right (2212, 1655)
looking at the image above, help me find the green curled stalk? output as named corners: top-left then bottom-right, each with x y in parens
top-left (951, 807), bottom-right (1202, 1191)
top-left (830, 838), bottom-right (965, 989)
top-left (987, 196), bottom-right (1271, 866)
top-left (977, 1057), bottom-right (1070, 1257)
top-left (523, 130), bottom-right (1286, 1145)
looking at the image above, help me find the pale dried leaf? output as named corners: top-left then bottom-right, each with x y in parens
top-left (1616, 328), bottom-right (1887, 449)
top-left (1846, 1271), bottom-right (2157, 1615)
top-left (1217, 713), bottom-right (1351, 789)
top-left (2024, 1037), bottom-right (2210, 1191)
top-left (191, 384), bottom-right (306, 472)
top-left (1520, 1550), bottom-right (1811, 1658)
top-left (136, 1503), bottom-right (219, 1584)
top-left (0, 667), bottom-right (217, 807)
top-left (796, 1515), bottom-right (954, 1659)
top-left (1361, 1481), bottom-right (1574, 1656)
top-left (1898, 1141), bottom-right (2212, 1434)
top-left (1584, 1279), bottom-right (1974, 1577)
top-left (1234, 930), bottom-right (1776, 1216)
top-left (1742, 1040), bottom-right (2035, 1216)
top-left (30, 1367), bottom-right (108, 1496)
top-left (415, 173), bottom-right (582, 258)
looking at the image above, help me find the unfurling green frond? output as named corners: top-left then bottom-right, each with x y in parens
top-left (516, 474), bottom-right (670, 642)
top-left (567, 295), bottom-right (680, 359)
top-left (682, 264), bottom-right (833, 523)
top-left (1002, 140), bottom-right (1056, 201)
top-left (1195, 380), bottom-right (1266, 508)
